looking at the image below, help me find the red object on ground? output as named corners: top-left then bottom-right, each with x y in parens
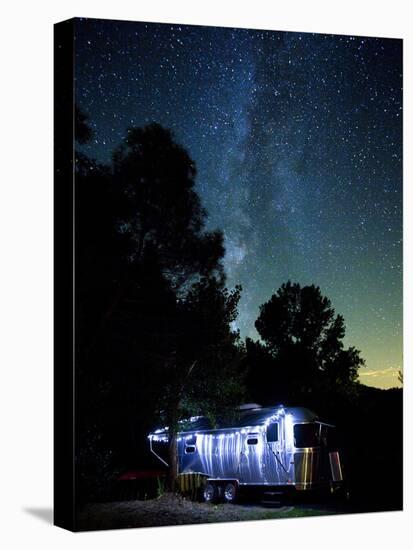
top-left (118, 470), bottom-right (165, 481)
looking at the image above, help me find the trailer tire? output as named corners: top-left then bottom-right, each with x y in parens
top-left (204, 482), bottom-right (220, 503)
top-left (223, 482), bottom-right (237, 504)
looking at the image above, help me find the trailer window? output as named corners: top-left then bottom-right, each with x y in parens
top-left (247, 437), bottom-right (258, 445)
top-left (294, 423), bottom-right (320, 448)
top-left (184, 434), bottom-right (197, 453)
top-left (266, 422), bottom-right (278, 443)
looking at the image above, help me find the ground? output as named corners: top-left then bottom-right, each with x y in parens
top-left (76, 493), bottom-right (346, 531)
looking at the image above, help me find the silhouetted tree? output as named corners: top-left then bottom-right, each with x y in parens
top-left (77, 123), bottom-right (226, 360)
top-left (75, 120), bottom-right (227, 351)
top-left (73, 115), bottom-right (245, 498)
top-left (74, 109), bottom-right (130, 499)
top-left (244, 338), bottom-right (282, 405)
top-left (156, 278), bottom-right (245, 489)
top-left (248, 281), bottom-right (364, 405)
top-left (112, 123), bottom-right (225, 291)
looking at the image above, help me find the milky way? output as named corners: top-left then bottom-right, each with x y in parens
top-left (75, 18), bottom-right (402, 388)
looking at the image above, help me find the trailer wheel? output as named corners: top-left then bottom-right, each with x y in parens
top-left (223, 482), bottom-right (237, 503)
top-left (203, 482), bottom-right (219, 503)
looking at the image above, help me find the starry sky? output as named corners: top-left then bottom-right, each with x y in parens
top-left (74, 18), bottom-right (402, 389)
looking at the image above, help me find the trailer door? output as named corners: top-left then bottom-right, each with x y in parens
top-left (263, 421), bottom-right (289, 484)
top-left (239, 432), bottom-right (263, 484)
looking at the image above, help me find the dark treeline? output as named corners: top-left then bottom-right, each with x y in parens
top-left (75, 112), bottom-right (245, 497)
top-left (74, 110), bottom-right (402, 511)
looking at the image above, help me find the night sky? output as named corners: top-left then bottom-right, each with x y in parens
top-left (75, 18), bottom-right (402, 389)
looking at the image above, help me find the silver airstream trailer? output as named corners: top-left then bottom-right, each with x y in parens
top-left (148, 404), bottom-right (344, 503)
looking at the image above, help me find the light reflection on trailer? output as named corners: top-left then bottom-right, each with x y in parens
top-left (148, 404), bottom-right (344, 503)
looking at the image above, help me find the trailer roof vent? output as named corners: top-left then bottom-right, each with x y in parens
top-left (238, 403), bottom-right (262, 411)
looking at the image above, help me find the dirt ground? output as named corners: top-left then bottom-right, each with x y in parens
top-left (76, 493), bottom-right (344, 531)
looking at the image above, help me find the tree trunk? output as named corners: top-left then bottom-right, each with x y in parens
top-left (167, 428), bottom-right (178, 492)
top-left (165, 361), bottom-right (198, 492)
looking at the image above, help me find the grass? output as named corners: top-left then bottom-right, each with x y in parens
top-left (76, 494), bottom-right (344, 531)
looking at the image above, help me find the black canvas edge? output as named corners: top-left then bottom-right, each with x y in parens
top-left (54, 18), bottom-right (77, 532)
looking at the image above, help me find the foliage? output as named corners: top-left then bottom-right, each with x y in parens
top-left (143, 276), bottom-right (246, 488)
top-left (248, 281), bottom-right (364, 404)
top-left (74, 110), bottom-right (245, 497)
top-left (112, 123), bottom-right (225, 291)
top-left (173, 278), bottom-right (245, 423)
